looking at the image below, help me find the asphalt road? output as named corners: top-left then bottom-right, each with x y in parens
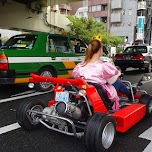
top-left (0, 68), bottom-right (152, 152)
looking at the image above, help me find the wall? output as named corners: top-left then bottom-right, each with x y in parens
top-left (0, 0), bottom-right (70, 33)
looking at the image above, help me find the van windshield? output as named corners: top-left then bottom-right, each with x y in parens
top-left (123, 46), bottom-right (147, 53)
top-left (1, 35), bottom-right (37, 50)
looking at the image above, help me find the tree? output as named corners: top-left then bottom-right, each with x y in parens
top-left (66, 15), bottom-right (123, 48)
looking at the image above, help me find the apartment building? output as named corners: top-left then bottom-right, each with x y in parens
top-left (110, 0), bottom-right (137, 44)
top-left (69, 0), bottom-right (152, 45)
top-left (88, 0), bottom-right (110, 30)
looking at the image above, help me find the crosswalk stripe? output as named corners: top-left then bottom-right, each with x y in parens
top-left (0, 123), bottom-right (20, 135)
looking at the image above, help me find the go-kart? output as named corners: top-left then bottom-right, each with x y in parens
top-left (16, 73), bottom-right (152, 152)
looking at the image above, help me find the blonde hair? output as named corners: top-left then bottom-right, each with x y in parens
top-left (83, 40), bottom-right (103, 66)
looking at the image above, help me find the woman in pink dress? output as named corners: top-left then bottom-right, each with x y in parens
top-left (72, 39), bottom-right (130, 110)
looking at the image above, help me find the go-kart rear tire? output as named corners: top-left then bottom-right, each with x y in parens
top-left (16, 97), bottom-right (45, 130)
top-left (139, 94), bottom-right (152, 117)
top-left (84, 113), bottom-right (116, 152)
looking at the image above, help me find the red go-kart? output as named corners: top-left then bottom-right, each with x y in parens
top-left (16, 73), bottom-right (152, 152)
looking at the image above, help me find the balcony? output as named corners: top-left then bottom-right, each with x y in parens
top-left (110, 12), bottom-right (122, 23)
top-left (111, 0), bottom-right (122, 10)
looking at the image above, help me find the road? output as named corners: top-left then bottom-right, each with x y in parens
top-left (0, 69), bottom-right (152, 152)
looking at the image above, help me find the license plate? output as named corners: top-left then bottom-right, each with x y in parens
top-left (125, 56), bottom-right (131, 60)
top-left (55, 92), bottom-right (69, 102)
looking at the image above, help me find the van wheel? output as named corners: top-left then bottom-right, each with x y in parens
top-left (35, 67), bottom-right (56, 92)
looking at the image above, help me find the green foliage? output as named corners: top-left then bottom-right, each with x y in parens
top-left (66, 15), bottom-right (123, 47)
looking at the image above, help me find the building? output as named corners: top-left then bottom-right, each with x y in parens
top-left (110, 0), bottom-right (137, 45)
top-left (70, 1), bottom-right (84, 15)
top-left (75, 6), bottom-right (88, 18)
top-left (59, 4), bottom-right (72, 14)
top-left (69, 0), bottom-right (152, 45)
top-left (88, 0), bottom-right (110, 30)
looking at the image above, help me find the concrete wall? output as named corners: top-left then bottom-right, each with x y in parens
top-left (0, 0), bottom-right (70, 33)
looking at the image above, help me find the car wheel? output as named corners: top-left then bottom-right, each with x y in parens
top-left (145, 63), bottom-right (152, 73)
top-left (35, 67), bottom-right (56, 92)
top-left (84, 113), bottom-right (116, 152)
top-left (16, 97), bottom-right (45, 130)
top-left (139, 94), bottom-right (152, 117)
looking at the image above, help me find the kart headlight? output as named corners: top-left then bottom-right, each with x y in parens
top-left (28, 83), bottom-right (35, 88)
top-left (78, 89), bottom-right (86, 96)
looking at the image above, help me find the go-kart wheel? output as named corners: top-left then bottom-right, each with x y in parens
top-left (139, 94), bottom-right (152, 117)
top-left (16, 97), bottom-right (45, 130)
top-left (84, 113), bottom-right (116, 152)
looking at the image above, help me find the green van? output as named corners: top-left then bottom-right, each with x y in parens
top-left (0, 33), bottom-right (87, 91)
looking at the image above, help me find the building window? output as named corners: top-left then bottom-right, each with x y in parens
top-left (96, 5), bottom-right (101, 11)
top-left (122, 10), bottom-right (125, 15)
top-left (102, 4), bottom-right (108, 11)
top-left (92, 5), bottom-right (96, 12)
top-left (101, 17), bottom-right (107, 23)
top-left (94, 17), bottom-right (101, 22)
top-left (128, 9), bottom-right (132, 15)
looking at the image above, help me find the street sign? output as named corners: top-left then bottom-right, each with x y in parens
top-left (136, 16), bottom-right (145, 40)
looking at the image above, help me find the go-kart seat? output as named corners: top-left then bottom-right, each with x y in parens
top-left (87, 82), bottom-right (114, 110)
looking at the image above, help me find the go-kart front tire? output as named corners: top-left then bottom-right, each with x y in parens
top-left (84, 113), bottom-right (116, 152)
top-left (139, 94), bottom-right (152, 117)
top-left (16, 97), bottom-right (45, 130)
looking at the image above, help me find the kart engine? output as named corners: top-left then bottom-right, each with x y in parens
top-left (42, 101), bottom-right (89, 124)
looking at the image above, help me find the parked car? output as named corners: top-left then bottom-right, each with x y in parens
top-left (114, 45), bottom-right (152, 72)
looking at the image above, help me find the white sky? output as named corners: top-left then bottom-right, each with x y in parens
top-left (0, 29), bottom-right (22, 39)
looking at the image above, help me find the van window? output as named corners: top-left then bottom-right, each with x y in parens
top-left (1, 35), bottom-right (37, 50)
top-left (51, 37), bottom-right (71, 53)
top-left (49, 39), bottom-right (55, 52)
top-left (70, 38), bottom-right (87, 53)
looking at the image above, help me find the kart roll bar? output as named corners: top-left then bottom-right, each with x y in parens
top-left (30, 73), bottom-right (89, 88)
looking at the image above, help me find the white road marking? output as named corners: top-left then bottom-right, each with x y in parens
top-left (11, 90), bottom-right (35, 97)
top-left (0, 90), bottom-right (52, 104)
top-left (139, 126), bottom-right (152, 152)
top-left (0, 123), bottom-right (20, 135)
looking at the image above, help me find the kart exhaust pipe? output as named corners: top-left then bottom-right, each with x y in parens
top-left (55, 102), bottom-right (82, 120)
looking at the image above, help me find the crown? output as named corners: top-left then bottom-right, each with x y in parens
top-left (92, 33), bottom-right (102, 42)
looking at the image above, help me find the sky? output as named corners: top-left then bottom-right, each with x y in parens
top-left (0, 29), bottom-right (22, 39)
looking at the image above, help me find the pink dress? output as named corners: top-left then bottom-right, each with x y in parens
top-left (72, 60), bottom-right (119, 110)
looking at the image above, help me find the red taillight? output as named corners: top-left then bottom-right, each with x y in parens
top-left (0, 54), bottom-right (8, 70)
top-left (54, 85), bottom-right (64, 92)
top-left (115, 55), bottom-right (124, 60)
top-left (132, 55), bottom-right (144, 60)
